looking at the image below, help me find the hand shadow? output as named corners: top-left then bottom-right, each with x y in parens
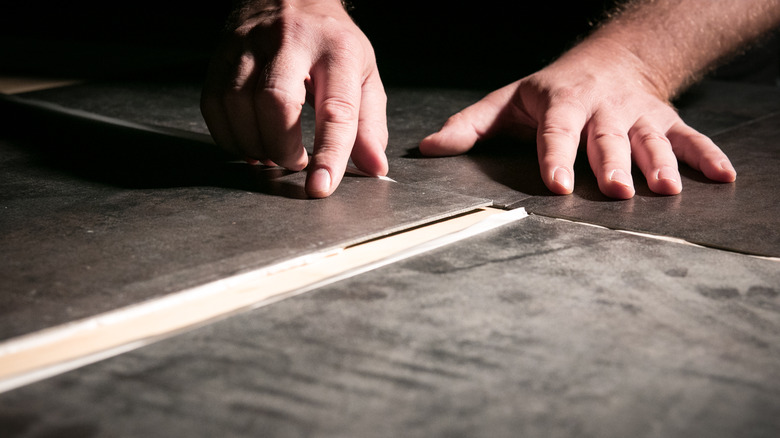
top-left (0, 95), bottom-right (310, 200)
top-left (466, 134), bottom-right (688, 203)
top-left (402, 134), bottom-right (672, 204)
top-left (465, 136), bottom-right (550, 197)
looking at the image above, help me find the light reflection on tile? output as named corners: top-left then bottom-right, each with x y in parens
top-left (0, 117), bottom-right (488, 340)
top-left (525, 112), bottom-right (780, 257)
top-left (2, 216), bottom-right (778, 437)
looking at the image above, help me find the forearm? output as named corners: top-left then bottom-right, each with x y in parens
top-left (590, 0), bottom-right (780, 99)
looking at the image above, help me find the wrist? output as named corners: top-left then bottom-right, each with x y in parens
top-left (587, 34), bottom-right (675, 100)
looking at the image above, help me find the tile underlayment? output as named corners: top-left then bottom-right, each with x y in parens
top-left (1, 215), bottom-right (778, 438)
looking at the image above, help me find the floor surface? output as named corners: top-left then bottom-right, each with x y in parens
top-left (1, 63), bottom-right (779, 437)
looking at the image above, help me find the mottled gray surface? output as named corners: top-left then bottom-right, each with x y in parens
top-left (674, 80), bottom-right (780, 136)
top-left (0, 119), bottom-right (488, 340)
top-left (14, 79), bottom-right (212, 136)
top-left (4, 75), bottom-right (780, 438)
top-left (525, 112), bottom-right (780, 257)
top-left (2, 215), bottom-right (779, 438)
top-left (17, 80), bottom-right (533, 206)
top-left (18, 77), bottom-right (780, 217)
top-left (383, 88), bottom-right (540, 207)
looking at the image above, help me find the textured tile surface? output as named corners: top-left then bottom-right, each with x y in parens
top-left (525, 112), bottom-right (780, 257)
top-left (19, 78), bottom-right (780, 211)
top-left (14, 77), bottom-right (212, 136)
top-left (2, 215), bottom-right (779, 438)
top-left (0, 106), bottom-right (488, 340)
top-left (674, 80), bottom-right (780, 136)
top-left (17, 80), bottom-right (536, 206)
top-left (382, 89), bottom-right (541, 207)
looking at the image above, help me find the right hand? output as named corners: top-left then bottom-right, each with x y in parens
top-left (201, 0), bottom-right (389, 198)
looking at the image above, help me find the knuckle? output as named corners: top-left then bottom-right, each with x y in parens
top-left (683, 131), bottom-right (714, 146)
top-left (225, 54), bottom-right (257, 93)
top-left (444, 111), bottom-right (468, 127)
top-left (258, 86), bottom-right (303, 109)
top-left (540, 124), bottom-right (581, 142)
top-left (324, 28), bottom-right (363, 55)
top-left (549, 86), bottom-right (583, 104)
top-left (591, 130), bottom-right (628, 143)
top-left (318, 96), bottom-right (359, 122)
top-left (633, 130), bottom-right (670, 146)
top-left (318, 31), bottom-right (370, 69)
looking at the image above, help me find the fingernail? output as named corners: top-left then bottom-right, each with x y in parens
top-left (609, 169), bottom-right (633, 188)
top-left (309, 168), bottom-right (331, 196)
top-left (656, 166), bottom-right (679, 183)
top-left (552, 167), bottom-right (573, 191)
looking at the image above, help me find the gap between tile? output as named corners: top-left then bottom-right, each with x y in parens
top-left (0, 207), bottom-right (528, 393)
top-left (542, 215), bottom-right (780, 263)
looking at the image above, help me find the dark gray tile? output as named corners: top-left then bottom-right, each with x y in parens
top-left (15, 78), bottom-right (212, 137)
top-left (674, 80), bottom-right (780, 136)
top-left (2, 215), bottom-right (779, 438)
top-left (13, 77), bottom-right (780, 256)
top-left (525, 112), bottom-right (780, 257)
top-left (17, 81), bottom-right (537, 207)
top-left (0, 110), bottom-right (488, 340)
top-left (383, 89), bottom-right (540, 207)
top-left (384, 80), bottom-right (780, 209)
top-left (19, 78), bottom-right (780, 211)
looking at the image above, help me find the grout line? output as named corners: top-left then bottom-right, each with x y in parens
top-left (0, 207), bottom-right (527, 393)
top-left (541, 214), bottom-right (780, 262)
top-left (707, 109), bottom-right (780, 138)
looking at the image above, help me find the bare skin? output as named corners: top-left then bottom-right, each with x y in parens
top-left (201, 0), bottom-right (387, 198)
top-left (202, 0), bottom-right (780, 199)
top-left (420, 0), bottom-right (780, 198)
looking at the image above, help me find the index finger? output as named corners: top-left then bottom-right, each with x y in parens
top-left (305, 51), bottom-right (363, 198)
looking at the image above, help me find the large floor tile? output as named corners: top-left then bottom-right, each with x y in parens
top-left (3, 215), bottom-right (778, 437)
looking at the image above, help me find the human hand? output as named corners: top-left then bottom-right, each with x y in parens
top-left (419, 37), bottom-right (737, 199)
top-left (201, 0), bottom-right (388, 198)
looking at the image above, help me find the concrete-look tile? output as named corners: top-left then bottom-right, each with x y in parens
top-left (525, 112), bottom-right (780, 257)
top-left (2, 215), bottom-right (778, 438)
top-left (0, 109), bottom-right (488, 340)
top-left (19, 78), bottom-right (780, 212)
top-left (17, 80), bottom-right (536, 207)
top-left (674, 80), bottom-right (780, 136)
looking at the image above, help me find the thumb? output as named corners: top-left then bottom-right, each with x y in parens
top-left (419, 85), bottom-right (514, 156)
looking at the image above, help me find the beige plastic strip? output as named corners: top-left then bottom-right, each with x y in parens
top-left (0, 207), bottom-right (528, 393)
top-left (0, 76), bottom-right (81, 94)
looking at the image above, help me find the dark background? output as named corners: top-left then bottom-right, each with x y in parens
top-left (0, 1), bottom-right (777, 88)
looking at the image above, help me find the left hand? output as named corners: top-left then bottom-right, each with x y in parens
top-left (419, 37), bottom-right (737, 199)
